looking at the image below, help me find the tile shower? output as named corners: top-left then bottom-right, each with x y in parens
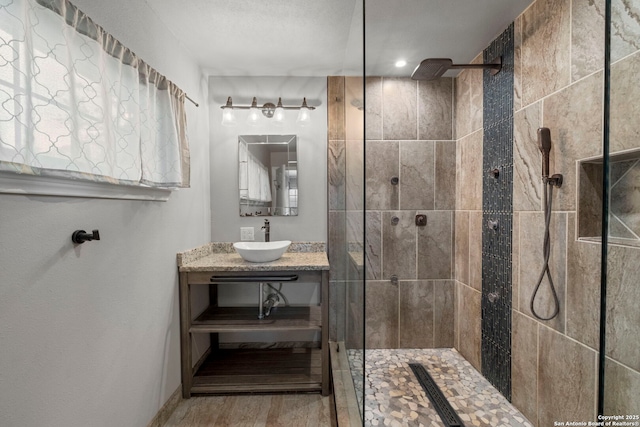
top-left (328, 75), bottom-right (456, 350)
top-left (328, 0), bottom-right (640, 425)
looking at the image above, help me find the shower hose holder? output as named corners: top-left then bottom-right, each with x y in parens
top-left (544, 174), bottom-right (563, 188)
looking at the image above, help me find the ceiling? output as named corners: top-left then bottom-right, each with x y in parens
top-left (145, 0), bottom-right (533, 77)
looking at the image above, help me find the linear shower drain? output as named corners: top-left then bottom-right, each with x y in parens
top-left (408, 363), bottom-right (465, 427)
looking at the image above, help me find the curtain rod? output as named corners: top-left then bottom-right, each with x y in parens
top-left (185, 94), bottom-right (199, 107)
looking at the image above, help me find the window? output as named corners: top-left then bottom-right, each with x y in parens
top-left (0, 0), bottom-right (190, 199)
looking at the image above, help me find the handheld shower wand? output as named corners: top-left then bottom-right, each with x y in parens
top-left (537, 127), bottom-right (563, 187)
top-left (538, 127), bottom-right (552, 178)
top-left (530, 127), bottom-right (563, 320)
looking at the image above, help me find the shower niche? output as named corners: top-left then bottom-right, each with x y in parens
top-left (578, 150), bottom-right (640, 247)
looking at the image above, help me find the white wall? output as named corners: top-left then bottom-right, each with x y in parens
top-left (0, 1), bottom-right (210, 426)
top-left (209, 76), bottom-right (328, 243)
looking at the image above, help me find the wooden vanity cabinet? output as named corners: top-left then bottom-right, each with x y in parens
top-left (179, 268), bottom-right (329, 397)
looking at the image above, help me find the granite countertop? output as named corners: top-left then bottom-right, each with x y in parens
top-left (348, 251), bottom-right (364, 269)
top-left (177, 242), bottom-right (329, 272)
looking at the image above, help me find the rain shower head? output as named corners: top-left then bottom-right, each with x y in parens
top-left (411, 57), bottom-right (502, 80)
top-left (411, 58), bottom-right (453, 80)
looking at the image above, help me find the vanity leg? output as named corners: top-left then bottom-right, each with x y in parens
top-left (321, 270), bottom-right (330, 396)
top-left (258, 282), bottom-right (264, 319)
top-left (209, 283), bottom-right (219, 351)
top-left (179, 272), bottom-right (192, 398)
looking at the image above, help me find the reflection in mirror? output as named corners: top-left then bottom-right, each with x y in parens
top-left (238, 135), bottom-right (298, 216)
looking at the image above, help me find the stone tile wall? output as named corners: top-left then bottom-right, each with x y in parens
top-left (327, 76), bottom-right (345, 343)
top-left (328, 76), bottom-right (368, 350)
top-left (455, 0), bottom-right (640, 424)
top-left (364, 77), bottom-right (456, 350)
top-left (327, 76), bottom-right (456, 350)
top-left (453, 50), bottom-right (485, 376)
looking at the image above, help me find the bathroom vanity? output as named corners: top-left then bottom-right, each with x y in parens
top-left (177, 243), bottom-right (329, 397)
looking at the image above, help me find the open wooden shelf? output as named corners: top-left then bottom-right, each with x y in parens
top-left (190, 306), bottom-right (322, 333)
top-left (191, 348), bottom-right (323, 394)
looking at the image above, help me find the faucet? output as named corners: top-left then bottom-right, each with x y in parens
top-left (261, 219), bottom-right (270, 242)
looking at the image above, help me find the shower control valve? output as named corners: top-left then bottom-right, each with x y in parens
top-left (390, 176), bottom-right (399, 185)
top-left (489, 167), bottom-right (500, 178)
top-left (391, 216), bottom-right (400, 225)
top-left (487, 292), bottom-right (500, 303)
top-left (487, 220), bottom-right (499, 231)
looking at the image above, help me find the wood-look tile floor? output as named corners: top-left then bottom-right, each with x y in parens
top-left (163, 393), bottom-right (335, 427)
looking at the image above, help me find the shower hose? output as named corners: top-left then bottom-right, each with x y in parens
top-left (530, 180), bottom-right (561, 320)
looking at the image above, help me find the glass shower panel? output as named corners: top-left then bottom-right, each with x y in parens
top-left (344, 75), bottom-right (366, 418)
top-left (603, 0), bottom-right (640, 416)
top-left (326, 0), bottom-right (365, 421)
top-left (328, 75), bottom-right (365, 422)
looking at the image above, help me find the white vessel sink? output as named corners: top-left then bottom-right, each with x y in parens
top-left (233, 240), bottom-right (291, 263)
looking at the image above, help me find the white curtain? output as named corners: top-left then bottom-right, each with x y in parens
top-left (238, 141), bottom-right (272, 203)
top-left (0, 0), bottom-right (190, 188)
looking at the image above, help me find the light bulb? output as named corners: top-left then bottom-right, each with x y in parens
top-left (296, 108), bottom-right (310, 125)
top-left (247, 97), bottom-right (261, 126)
top-left (296, 97), bottom-right (311, 126)
top-left (273, 97), bottom-right (285, 125)
top-left (221, 96), bottom-right (236, 126)
top-left (247, 108), bottom-right (261, 125)
top-left (221, 108), bottom-right (236, 126)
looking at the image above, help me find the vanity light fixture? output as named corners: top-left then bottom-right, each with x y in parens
top-left (220, 96), bottom-right (315, 126)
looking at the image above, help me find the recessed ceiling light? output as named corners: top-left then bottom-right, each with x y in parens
top-left (395, 59), bottom-right (407, 68)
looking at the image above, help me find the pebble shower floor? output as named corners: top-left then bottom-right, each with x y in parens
top-left (348, 348), bottom-right (532, 427)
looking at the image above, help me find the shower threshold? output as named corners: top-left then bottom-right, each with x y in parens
top-left (337, 347), bottom-right (532, 427)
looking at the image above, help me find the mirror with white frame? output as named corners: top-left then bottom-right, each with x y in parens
top-left (238, 135), bottom-right (298, 216)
